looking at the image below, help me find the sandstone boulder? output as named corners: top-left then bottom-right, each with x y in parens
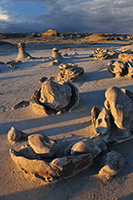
top-left (39, 78), bottom-right (72, 111)
top-left (28, 134), bottom-right (59, 157)
top-left (104, 86), bottom-right (133, 137)
top-left (70, 138), bottom-right (102, 158)
top-left (30, 78), bottom-right (79, 115)
top-left (99, 151), bottom-right (125, 180)
top-left (91, 106), bottom-right (111, 140)
top-left (10, 148), bottom-right (58, 182)
top-left (50, 153), bottom-right (93, 179)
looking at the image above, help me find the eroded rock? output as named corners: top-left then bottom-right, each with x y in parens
top-left (104, 86), bottom-right (133, 138)
top-left (10, 148), bottom-right (58, 182)
top-left (70, 138), bottom-right (102, 158)
top-left (98, 151), bottom-right (125, 180)
top-left (107, 60), bottom-right (127, 77)
top-left (118, 53), bottom-right (133, 62)
top-left (52, 47), bottom-right (62, 60)
top-left (7, 127), bottom-right (28, 143)
top-left (91, 106), bottom-right (111, 141)
top-left (39, 78), bottom-right (72, 111)
top-left (50, 153), bottom-right (93, 179)
top-left (58, 63), bottom-right (84, 82)
top-left (28, 134), bottom-right (59, 157)
top-left (16, 43), bottom-right (32, 61)
top-left (30, 78), bottom-right (79, 115)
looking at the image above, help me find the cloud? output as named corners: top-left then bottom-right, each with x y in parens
top-left (0, 0), bottom-right (133, 33)
top-left (0, 6), bottom-right (10, 21)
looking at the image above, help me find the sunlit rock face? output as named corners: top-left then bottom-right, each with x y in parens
top-left (16, 43), bottom-right (32, 61)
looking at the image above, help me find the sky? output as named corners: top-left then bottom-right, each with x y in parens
top-left (0, 0), bottom-right (133, 34)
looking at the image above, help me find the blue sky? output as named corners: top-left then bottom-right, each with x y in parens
top-left (0, 0), bottom-right (133, 33)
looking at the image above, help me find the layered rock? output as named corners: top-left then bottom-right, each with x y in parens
top-left (58, 63), bottom-right (84, 82)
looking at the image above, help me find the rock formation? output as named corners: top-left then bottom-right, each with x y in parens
top-left (91, 87), bottom-right (133, 144)
top-left (52, 47), bottom-right (62, 59)
top-left (98, 151), bottom-right (125, 180)
top-left (58, 63), bottom-right (84, 82)
top-left (7, 127), bottom-right (28, 143)
top-left (91, 106), bottom-right (111, 141)
top-left (16, 43), bottom-right (32, 61)
top-left (28, 134), bottom-right (59, 157)
top-left (30, 78), bottom-right (80, 115)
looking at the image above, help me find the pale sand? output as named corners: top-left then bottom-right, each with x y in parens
top-left (0, 42), bottom-right (133, 200)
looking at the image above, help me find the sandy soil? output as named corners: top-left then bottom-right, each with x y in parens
top-left (0, 41), bottom-right (133, 200)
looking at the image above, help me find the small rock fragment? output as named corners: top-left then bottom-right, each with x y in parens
top-left (7, 127), bottom-right (28, 143)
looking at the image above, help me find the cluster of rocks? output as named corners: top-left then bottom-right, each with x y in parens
top-left (91, 86), bottom-right (133, 144)
top-left (92, 48), bottom-right (117, 60)
top-left (107, 52), bottom-right (133, 77)
top-left (58, 63), bottom-right (84, 82)
top-left (8, 126), bottom-right (125, 182)
top-left (9, 86), bottom-right (133, 183)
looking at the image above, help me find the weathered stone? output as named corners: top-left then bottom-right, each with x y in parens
top-left (28, 134), bottom-right (58, 157)
top-left (52, 47), bottom-right (62, 59)
top-left (10, 148), bottom-right (58, 182)
top-left (39, 78), bottom-right (72, 111)
top-left (30, 79), bottom-right (79, 114)
top-left (16, 43), bottom-right (32, 61)
top-left (7, 127), bottom-right (28, 143)
top-left (18, 145), bottom-right (41, 159)
top-left (50, 153), bottom-right (93, 179)
top-left (118, 53), bottom-right (133, 62)
top-left (99, 151), bottom-right (125, 180)
top-left (58, 63), bottom-right (84, 82)
top-left (96, 49), bottom-right (108, 60)
top-left (104, 86), bottom-right (133, 137)
top-left (107, 60), bottom-right (127, 76)
top-left (70, 138), bottom-right (102, 158)
top-left (91, 106), bottom-right (111, 140)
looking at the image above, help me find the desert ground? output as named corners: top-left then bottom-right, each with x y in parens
top-left (0, 35), bottom-right (133, 200)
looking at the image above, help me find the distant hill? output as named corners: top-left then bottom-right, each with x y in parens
top-left (0, 29), bottom-right (133, 41)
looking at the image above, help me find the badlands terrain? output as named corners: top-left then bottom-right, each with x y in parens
top-left (0, 31), bottom-right (133, 200)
